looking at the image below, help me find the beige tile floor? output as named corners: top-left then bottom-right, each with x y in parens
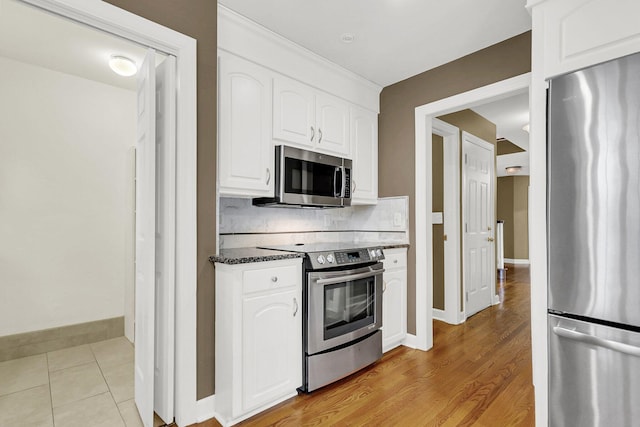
top-left (0, 337), bottom-right (157, 427)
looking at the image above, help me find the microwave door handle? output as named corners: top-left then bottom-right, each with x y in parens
top-left (341, 166), bottom-right (347, 198)
top-left (334, 167), bottom-right (342, 197)
top-left (316, 269), bottom-right (385, 286)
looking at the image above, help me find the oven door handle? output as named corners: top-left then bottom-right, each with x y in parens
top-left (315, 269), bottom-right (385, 286)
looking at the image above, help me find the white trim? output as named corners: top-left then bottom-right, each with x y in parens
top-left (196, 395), bottom-right (216, 423)
top-left (433, 119), bottom-right (461, 327)
top-left (504, 258), bottom-right (531, 265)
top-left (19, 1), bottom-right (199, 425)
top-left (414, 73), bottom-right (531, 357)
top-left (432, 309), bottom-right (446, 322)
top-left (402, 334), bottom-right (418, 349)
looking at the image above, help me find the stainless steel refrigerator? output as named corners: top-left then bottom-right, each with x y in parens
top-left (548, 52), bottom-right (640, 426)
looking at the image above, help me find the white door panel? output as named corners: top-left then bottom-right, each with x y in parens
top-left (154, 54), bottom-right (176, 424)
top-left (462, 132), bottom-right (495, 318)
top-left (135, 49), bottom-right (156, 427)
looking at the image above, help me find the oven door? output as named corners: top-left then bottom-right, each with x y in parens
top-left (307, 263), bottom-right (383, 355)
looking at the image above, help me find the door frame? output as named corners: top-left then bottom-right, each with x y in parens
top-left (432, 119), bottom-right (463, 325)
top-left (414, 72), bottom-right (530, 351)
top-left (20, 1), bottom-right (198, 425)
top-left (461, 131), bottom-right (497, 317)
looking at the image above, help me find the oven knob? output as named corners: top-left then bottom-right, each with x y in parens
top-left (326, 254), bottom-right (335, 263)
top-left (317, 255), bottom-right (326, 265)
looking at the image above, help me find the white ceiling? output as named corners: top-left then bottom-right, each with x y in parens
top-left (218, 0), bottom-right (532, 87)
top-left (472, 91), bottom-right (530, 151)
top-left (0, 0), bottom-right (153, 91)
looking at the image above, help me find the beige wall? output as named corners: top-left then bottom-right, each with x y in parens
top-left (379, 31), bottom-right (531, 334)
top-left (103, 0), bottom-right (217, 399)
top-left (0, 57), bottom-right (135, 337)
top-left (432, 135), bottom-right (445, 310)
top-left (497, 176), bottom-right (529, 260)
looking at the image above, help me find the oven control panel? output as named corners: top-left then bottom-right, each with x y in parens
top-left (308, 247), bottom-right (385, 270)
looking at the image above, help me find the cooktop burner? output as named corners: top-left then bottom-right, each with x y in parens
top-left (259, 242), bottom-right (385, 269)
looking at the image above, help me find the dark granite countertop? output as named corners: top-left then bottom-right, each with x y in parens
top-left (210, 243), bottom-right (409, 265)
top-left (209, 247), bottom-right (305, 265)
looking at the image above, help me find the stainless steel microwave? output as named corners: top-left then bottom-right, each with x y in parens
top-left (253, 145), bottom-right (352, 208)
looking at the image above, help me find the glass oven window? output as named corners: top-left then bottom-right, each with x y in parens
top-left (324, 276), bottom-right (375, 340)
top-left (285, 157), bottom-right (336, 197)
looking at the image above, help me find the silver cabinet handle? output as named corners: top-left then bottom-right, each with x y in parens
top-left (393, 260), bottom-right (398, 264)
top-left (383, 281), bottom-right (387, 292)
top-left (352, 179), bottom-right (357, 194)
top-left (318, 128), bottom-right (323, 143)
top-left (293, 297), bottom-right (298, 317)
top-left (553, 326), bottom-right (640, 357)
top-left (266, 168), bottom-right (271, 185)
top-left (271, 276), bottom-right (278, 282)
top-left (310, 126), bottom-right (315, 142)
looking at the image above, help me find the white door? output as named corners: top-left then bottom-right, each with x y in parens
top-left (350, 105), bottom-right (378, 205)
top-left (272, 76), bottom-right (315, 147)
top-left (154, 55), bottom-right (176, 424)
top-left (462, 131), bottom-right (495, 318)
top-left (135, 48), bottom-right (156, 427)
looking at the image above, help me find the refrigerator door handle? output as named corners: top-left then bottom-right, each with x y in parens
top-left (553, 326), bottom-right (640, 357)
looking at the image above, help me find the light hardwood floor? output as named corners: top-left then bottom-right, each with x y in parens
top-left (195, 264), bottom-right (534, 427)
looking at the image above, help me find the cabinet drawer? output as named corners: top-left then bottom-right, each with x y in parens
top-left (243, 264), bottom-right (299, 294)
top-left (383, 249), bottom-right (407, 270)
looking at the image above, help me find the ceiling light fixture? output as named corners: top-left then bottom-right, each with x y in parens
top-left (340, 33), bottom-right (355, 43)
top-left (505, 165), bottom-right (522, 175)
top-left (522, 123), bottom-right (530, 133)
top-left (109, 55), bottom-right (137, 77)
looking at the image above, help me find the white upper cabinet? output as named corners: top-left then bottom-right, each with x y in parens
top-left (273, 76), bottom-right (350, 157)
top-left (350, 106), bottom-right (378, 205)
top-left (529, 0), bottom-right (640, 78)
top-left (272, 77), bottom-right (315, 148)
top-left (218, 52), bottom-right (274, 197)
top-left (314, 92), bottom-right (350, 156)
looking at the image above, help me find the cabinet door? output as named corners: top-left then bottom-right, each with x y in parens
top-left (273, 77), bottom-right (315, 148)
top-left (315, 92), bottom-right (350, 156)
top-left (350, 106), bottom-right (378, 205)
top-left (218, 52), bottom-right (273, 197)
top-left (382, 269), bottom-right (407, 352)
top-left (242, 288), bottom-right (301, 412)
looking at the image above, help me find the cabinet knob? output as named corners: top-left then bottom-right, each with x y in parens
top-left (293, 297), bottom-right (298, 317)
top-left (487, 237), bottom-right (494, 242)
top-left (266, 168), bottom-right (271, 185)
top-left (393, 259), bottom-right (398, 264)
top-left (271, 276), bottom-right (278, 282)
top-left (318, 128), bottom-right (323, 143)
top-left (310, 126), bottom-right (315, 142)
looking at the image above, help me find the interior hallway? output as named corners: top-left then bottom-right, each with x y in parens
top-left (197, 263), bottom-right (534, 427)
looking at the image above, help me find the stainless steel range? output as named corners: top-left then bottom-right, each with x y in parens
top-left (260, 242), bottom-right (385, 392)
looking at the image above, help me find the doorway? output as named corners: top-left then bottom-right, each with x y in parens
top-left (413, 73), bottom-right (530, 351)
top-left (0, 0), bottom-right (197, 425)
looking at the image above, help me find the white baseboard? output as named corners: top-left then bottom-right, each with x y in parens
top-left (196, 394), bottom-right (216, 423)
top-left (432, 308), bottom-right (446, 322)
top-left (504, 258), bottom-right (530, 265)
top-left (403, 333), bottom-right (418, 349)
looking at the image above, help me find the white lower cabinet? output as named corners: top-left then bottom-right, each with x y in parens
top-left (215, 258), bottom-right (302, 426)
top-left (382, 248), bottom-right (407, 352)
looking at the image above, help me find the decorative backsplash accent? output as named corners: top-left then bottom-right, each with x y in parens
top-left (218, 196), bottom-right (409, 249)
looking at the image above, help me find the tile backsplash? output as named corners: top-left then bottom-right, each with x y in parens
top-left (218, 196), bottom-right (409, 249)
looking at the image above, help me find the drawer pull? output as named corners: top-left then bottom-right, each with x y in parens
top-left (393, 260), bottom-right (398, 264)
top-left (271, 276), bottom-right (278, 283)
top-left (293, 297), bottom-right (298, 317)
